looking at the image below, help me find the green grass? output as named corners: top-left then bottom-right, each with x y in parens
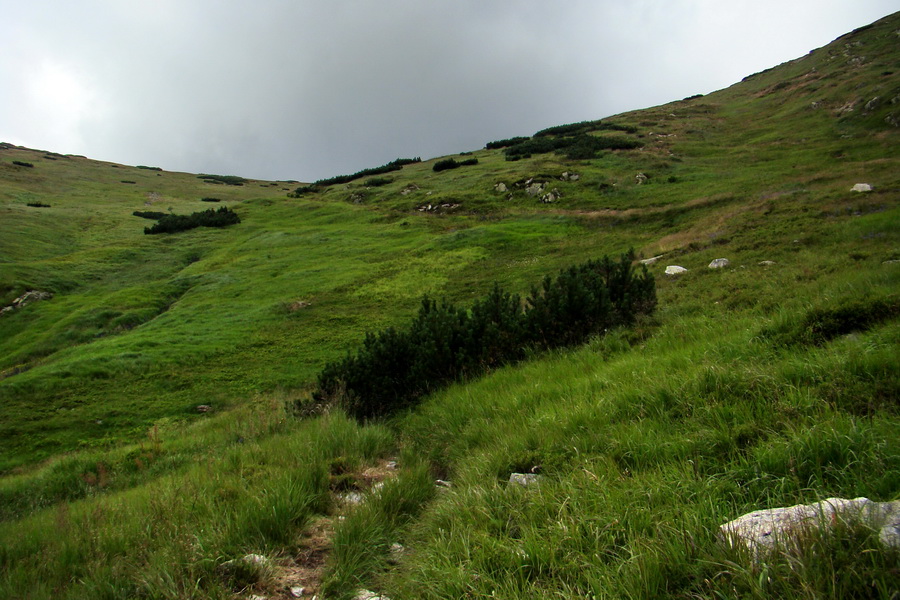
top-left (0, 11), bottom-right (898, 599)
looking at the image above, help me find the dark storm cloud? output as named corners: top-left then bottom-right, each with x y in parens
top-left (1, 1), bottom-right (897, 181)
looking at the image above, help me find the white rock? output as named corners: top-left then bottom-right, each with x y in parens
top-left (494, 182), bottom-right (508, 193)
top-left (665, 266), bottom-right (688, 276)
top-left (388, 542), bottom-right (405, 564)
top-left (851, 183), bottom-right (873, 192)
top-left (708, 258), bottom-right (730, 269)
top-left (435, 479), bottom-right (452, 488)
top-left (525, 182), bottom-right (545, 196)
top-left (759, 260), bottom-right (776, 266)
top-left (290, 587), bottom-right (305, 598)
top-left (720, 497), bottom-right (900, 558)
top-left (640, 255), bottom-right (664, 265)
top-left (353, 590), bottom-right (390, 600)
top-left (635, 173), bottom-right (648, 185)
top-left (340, 491), bottom-right (365, 505)
top-left (509, 473), bottom-right (543, 487)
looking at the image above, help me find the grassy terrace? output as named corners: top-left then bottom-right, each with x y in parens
top-left (0, 12), bottom-right (898, 599)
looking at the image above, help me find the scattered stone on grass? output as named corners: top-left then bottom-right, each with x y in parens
top-left (1, 290), bottom-right (53, 315)
top-left (708, 258), bottom-right (730, 269)
top-left (851, 183), bottom-right (873, 192)
top-left (640, 255), bottom-right (664, 265)
top-left (354, 590), bottom-right (391, 600)
top-left (494, 182), bottom-right (508, 193)
top-left (759, 260), bottom-right (776, 266)
top-left (665, 266), bottom-right (688, 276)
top-left (720, 497), bottom-right (900, 560)
top-left (509, 473), bottom-right (543, 487)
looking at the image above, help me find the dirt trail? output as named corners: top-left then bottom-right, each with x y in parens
top-left (255, 459), bottom-right (399, 600)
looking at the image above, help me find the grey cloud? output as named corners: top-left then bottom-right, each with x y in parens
top-left (1, 1), bottom-right (897, 181)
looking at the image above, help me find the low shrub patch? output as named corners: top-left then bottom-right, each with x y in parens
top-left (313, 251), bottom-right (655, 420)
top-left (764, 296), bottom-right (899, 347)
top-left (144, 206), bottom-right (240, 234)
top-left (121, 180), bottom-right (137, 184)
top-left (133, 211), bottom-right (168, 220)
top-left (12, 161), bottom-right (34, 168)
top-left (136, 165), bottom-right (162, 171)
top-left (314, 157), bottom-right (421, 187)
top-left (198, 174), bottom-right (247, 186)
top-left (504, 134), bottom-right (642, 161)
top-left (200, 197), bottom-right (221, 202)
top-left (486, 136), bottom-right (531, 149)
top-left (433, 157), bottom-right (479, 172)
top-left (26, 202), bottom-right (51, 208)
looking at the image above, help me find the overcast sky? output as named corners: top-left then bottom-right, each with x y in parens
top-left (1, 1), bottom-right (896, 182)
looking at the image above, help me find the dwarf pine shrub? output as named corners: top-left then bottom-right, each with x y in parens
top-left (313, 251), bottom-right (655, 420)
top-left (144, 206), bottom-right (240, 234)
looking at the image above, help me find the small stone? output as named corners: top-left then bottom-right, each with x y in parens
top-left (196, 405), bottom-right (212, 413)
top-left (388, 543), bottom-right (405, 564)
top-left (290, 586), bottom-right (305, 598)
top-left (509, 473), bottom-right (543, 487)
top-left (525, 182), bottom-right (545, 196)
top-left (851, 183), bottom-right (873, 192)
top-left (341, 491), bottom-right (365, 505)
top-left (758, 260), bottom-right (776, 266)
top-left (435, 479), bottom-right (452, 488)
top-left (353, 590), bottom-right (390, 600)
top-left (635, 173), bottom-right (648, 185)
top-left (708, 258), bottom-right (730, 269)
top-left (494, 182), bottom-right (507, 193)
top-left (883, 259), bottom-right (900, 265)
top-left (664, 266), bottom-right (688, 276)
top-left (640, 255), bottom-right (664, 265)
top-left (385, 460), bottom-right (398, 469)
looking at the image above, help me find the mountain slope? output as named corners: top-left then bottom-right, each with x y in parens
top-left (0, 11), bottom-right (898, 599)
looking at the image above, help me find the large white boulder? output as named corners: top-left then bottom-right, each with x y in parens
top-left (720, 497), bottom-right (900, 558)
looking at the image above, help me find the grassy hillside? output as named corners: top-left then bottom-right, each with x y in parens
top-left (1, 11), bottom-right (898, 599)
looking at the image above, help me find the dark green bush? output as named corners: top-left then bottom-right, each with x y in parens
top-left (433, 159), bottom-right (460, 172)
top-left (314, 157), bottom-right (421, 187)
top-left (120, 180), bottom-right (136, 184)
top-left (12, 161), bottom-right (34, 168)
top-left (433, 157), bottom-right (478, 172)
top-left (504, 134), bottom-right (642, 160)
top-left (132, 211), bottom-right (167, 220)
top-left (765, 297), bottom-right (899, 347)
top-left (288, 185), bottom-right (319, 197)
top-left (364, 177), bottom-right (393, 187)
top-left (200, 197), bottom-right (221, 202)
top-left (485, 136), bottom-right (530, 150)
top-left (197, 174), bottom-right (246, 186)
top-left (144, 206), bottom-right (240, 235)
top-left (136, 165), bottom-right (162, 171)
top-left (313, 251), bottom-right (655, 420)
